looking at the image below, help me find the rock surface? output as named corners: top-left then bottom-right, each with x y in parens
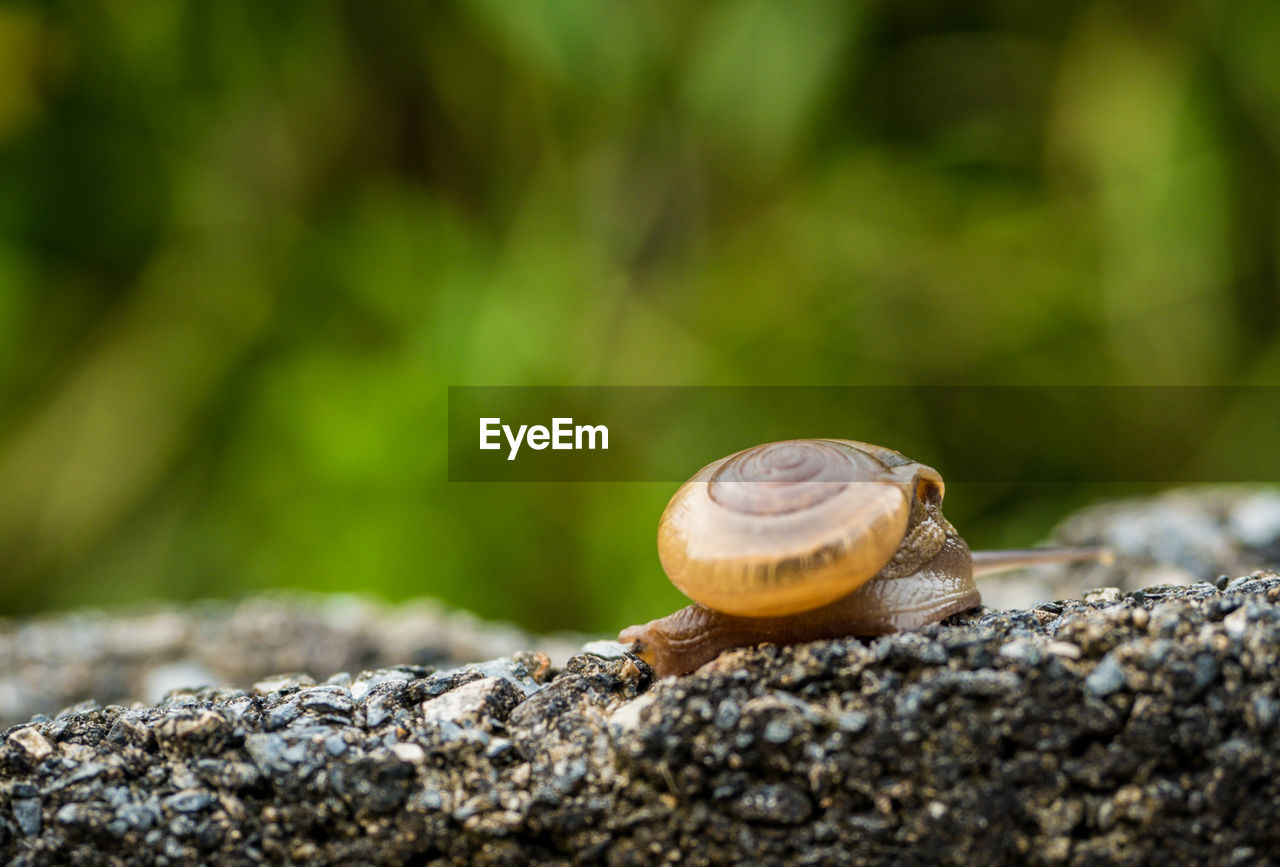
top-left (981, 486), bottom-right (1280, 610)
top-left (0, 595), bottom-right (587, 729)
top-left (5, 574), bottom-right (1280, 864)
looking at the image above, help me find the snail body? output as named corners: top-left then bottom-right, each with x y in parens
top-left (620, 439), bottom-right (1104, 677)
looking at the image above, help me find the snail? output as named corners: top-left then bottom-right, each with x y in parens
top-left (619, 438), bottom-right (1110, 677)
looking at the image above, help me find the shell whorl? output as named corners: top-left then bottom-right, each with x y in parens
top-left (708, 440), bottom-right (854, 514)
top-left (657, 439), bottom-right (934, 617)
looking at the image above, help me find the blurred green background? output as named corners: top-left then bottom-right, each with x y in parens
top-left (0, 1), bottom-right (1278, 633)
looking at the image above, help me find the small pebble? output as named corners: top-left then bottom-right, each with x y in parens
top-left (1085, 654), bottom-right (1126, 696)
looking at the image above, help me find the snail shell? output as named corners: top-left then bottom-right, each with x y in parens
top-left (620, 439), bottom-right (981, 676)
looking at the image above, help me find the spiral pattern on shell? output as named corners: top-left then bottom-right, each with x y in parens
top-left (657, 439), bottom-right (928, 617)
top-left (709, 440), bottom-right (853, 515)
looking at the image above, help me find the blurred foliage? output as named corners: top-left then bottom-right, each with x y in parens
top-left (0, 0), bottom-right (1278, 632)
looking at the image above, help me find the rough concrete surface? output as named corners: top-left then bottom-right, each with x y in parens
top-left (0, 595), bottom-right (587, 730)
top-left (3, 577), bottom-right (1280, 865)
top-left (981, 486), bottom-right (1280, 610)
top-left (3, 490), bottom-right (1280, 865)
